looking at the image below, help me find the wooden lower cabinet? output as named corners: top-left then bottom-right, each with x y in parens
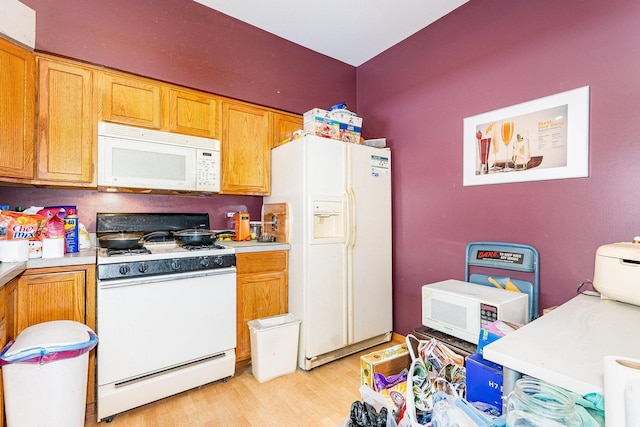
top-left (235, 251), bottom-right (288, 364)
top-left (3, 264), bottom-right (96, 413)
top-left (0, 286), bottom-right (5, 427)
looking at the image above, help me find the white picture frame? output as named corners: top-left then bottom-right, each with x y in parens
top-left (463, 86), bottom-right (590, 186)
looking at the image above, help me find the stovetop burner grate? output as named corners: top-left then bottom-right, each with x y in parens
top-left (106, 247), bottom-right (152, 257)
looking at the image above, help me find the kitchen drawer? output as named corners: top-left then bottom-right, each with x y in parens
top-left (236, 251), bottom-right (287, 274)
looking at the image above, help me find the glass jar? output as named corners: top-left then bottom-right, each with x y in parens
top-left (506, 378), bottom-right (582, 427)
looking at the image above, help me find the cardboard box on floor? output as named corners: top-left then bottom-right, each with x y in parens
top-left (360, 344), bottom-right (410, 391)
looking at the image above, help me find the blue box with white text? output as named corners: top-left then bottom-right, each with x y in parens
top-left (466, 352), bottom-right (503, 414)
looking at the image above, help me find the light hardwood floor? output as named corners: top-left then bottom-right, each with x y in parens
top-left (84, 341), bottom-right (399, 427)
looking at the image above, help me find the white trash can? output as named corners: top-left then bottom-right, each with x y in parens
top-left (248, 313), bottom-right (300, 382)
top-left (0, 320), bottom-right (98, 427)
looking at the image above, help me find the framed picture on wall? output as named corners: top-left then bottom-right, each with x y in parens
top-left (463, 86), bottom-right (590, 186)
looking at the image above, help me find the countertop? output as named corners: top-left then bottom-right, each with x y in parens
top-left (220, 240), bottom-right (290, 253)
top-left (483, 294), bottom-right (640, 396)
top-left (0, 241), bottom-right (290, 287)
top-left (0, 247), bottom-right (97, 287)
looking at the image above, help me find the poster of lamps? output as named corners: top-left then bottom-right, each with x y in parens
top-left (463, 86), bottom-right (590, 186)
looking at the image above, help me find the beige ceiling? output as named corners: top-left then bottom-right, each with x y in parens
top-left (193, 0), bottom-right (469, 66)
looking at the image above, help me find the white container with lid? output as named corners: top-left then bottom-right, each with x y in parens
top-left (593, 237), bottom-right (640, 306)
top-left (42, 237), bottom-right (65, 258)
top-left (248, 314), bottom-right (300, 382)
top-left (0, 239), bottom-right (29, 262)
top-left (1, 320), bottom-right (98, 427)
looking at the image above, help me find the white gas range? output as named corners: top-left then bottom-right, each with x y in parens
top-left (95, 213), bottom-right (236, 423)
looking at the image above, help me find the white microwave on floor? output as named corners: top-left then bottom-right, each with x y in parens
top-left (422, 279), bottom-right (528, 344)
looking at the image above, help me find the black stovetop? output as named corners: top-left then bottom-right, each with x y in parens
top-left (96, 213), bottom-right (210, 237)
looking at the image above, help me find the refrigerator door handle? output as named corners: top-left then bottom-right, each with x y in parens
top-left (345, 188), bottom-right (357, 248)
top-left (345, 187), bottom-right (356, 344)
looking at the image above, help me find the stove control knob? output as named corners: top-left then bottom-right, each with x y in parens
top-left (200, 257), bottom-right (210, 267)
top-left (138, 263), bottom-right (148, 273)
top-left (170, 260), bottom-right (180, 270)
top-left (213, 256), bottom-right (224, 266)
top-left (119, 265), bottom-right (131, 275)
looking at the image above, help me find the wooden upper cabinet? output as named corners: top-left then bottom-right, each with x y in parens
top-left (273, 111), bottom-right (303, 148)
top-left (34, 56), bottom-right (96, 186)
top-left (221, 100), bottom-right (272, 195)
top-left (100, 72), bottom-right (162, 129)
top-left (0, 37), bottom-right (35, 181)
top-left (0, 41), bottom-right (299, 193)
top-left (168, 88), bottom-right (220, 139)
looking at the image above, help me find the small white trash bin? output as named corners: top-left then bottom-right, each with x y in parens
top-left (248, 313), bottom-right (300, 382)
top-left (0, 320), bottom-right (98, 427)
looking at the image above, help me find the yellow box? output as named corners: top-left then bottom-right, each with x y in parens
top-left (360, 344), bottom-right (410, 391)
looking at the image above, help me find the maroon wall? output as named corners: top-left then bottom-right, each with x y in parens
top-left (0, 187), bottom-right (261, 232)
top-left (357, 0), bottom-right (640, 333)
top-left (21, 0), bottom-right (356, 114)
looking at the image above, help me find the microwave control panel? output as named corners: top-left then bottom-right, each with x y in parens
top-left (480, 302), bottom-right (499, 327)
top-left (196, 149), bottom-right (220, 192)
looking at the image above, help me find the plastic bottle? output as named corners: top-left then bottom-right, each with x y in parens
top-left (63, 211), bottom-right (79, 253)
top-left (506, 378), bottom-right (582, 426)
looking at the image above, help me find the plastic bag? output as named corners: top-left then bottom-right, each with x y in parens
top-left (374, 369), bottom-right (409, 422)
top-left (36, 208), bottom-right (66, 239)
top-left (348, 401), bottom-right (388, 427)
top-left (352, 385), bottom-right (399, 427)
top-left (431, 392), bottom-right (483, 427)
top-left (405, 334), bottom-right (468, 426)
top-left (0, 331), bottom-right (98, 366)
top-left (406, 356), bottom-right (434, 425)
top-left (0, 210), bottom-right (46, 240)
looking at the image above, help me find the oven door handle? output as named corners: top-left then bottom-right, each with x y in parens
top-left (98, 267), bottom-right (236, 289)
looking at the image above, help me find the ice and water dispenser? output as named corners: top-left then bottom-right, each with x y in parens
top-left (312, 200), bottom-right (344, 240)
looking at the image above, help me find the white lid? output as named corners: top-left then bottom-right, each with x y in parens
top-left (5, 320), bottom-right (94, 357)
top-left (596, 241), bottom-right (640, 262)
top-left (248, 313), bottom-right (300, 331)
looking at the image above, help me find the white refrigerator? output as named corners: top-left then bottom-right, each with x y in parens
top-left (265, 135), bottom-right (392, 370)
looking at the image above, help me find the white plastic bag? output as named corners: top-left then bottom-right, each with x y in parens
top-left (404, 334), bottom-right (468, 426)
top-left (405, 334), bottom-right (435, 426)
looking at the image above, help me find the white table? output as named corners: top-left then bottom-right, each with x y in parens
top-left (483, 294), bottom-right (640, 397)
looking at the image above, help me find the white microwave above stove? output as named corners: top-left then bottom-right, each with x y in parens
top-left (422, 279), bottom-right (528, 344)
top-left (97, 122), bottom-right (220, 193)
